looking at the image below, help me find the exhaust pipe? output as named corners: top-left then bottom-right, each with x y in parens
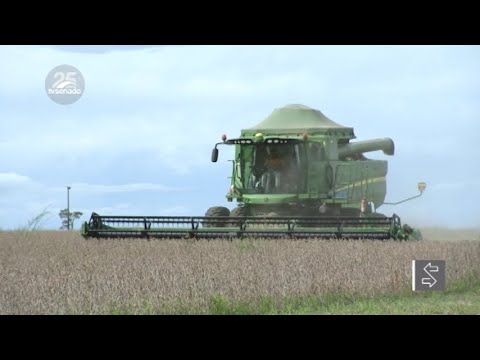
top-left (338, 138), bottom-right (395, 158)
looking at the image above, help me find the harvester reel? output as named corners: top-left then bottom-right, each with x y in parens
top-left (81, 212), bottom-right (419, 240)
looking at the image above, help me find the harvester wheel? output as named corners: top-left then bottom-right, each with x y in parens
top-left (228, 206), bottom-right (248, 227)
top-left (203, 206), bottom-right (231, 228)
top-left (230, 206), bottom-right (248, 217)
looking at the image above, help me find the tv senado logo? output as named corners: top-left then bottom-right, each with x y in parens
top-left (48, 88), bottom-right (82, 95)
top-left (45, 64), bottom-right (85, 105)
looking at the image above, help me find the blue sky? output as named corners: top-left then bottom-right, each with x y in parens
top-left (0, 45), bottom-right (479, 230)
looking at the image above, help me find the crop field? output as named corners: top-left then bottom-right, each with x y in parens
top-left (1, 229), bottom-right (479, 314)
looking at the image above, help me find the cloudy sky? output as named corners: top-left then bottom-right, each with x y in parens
top-left (0, 45), bottom-right (479, 230)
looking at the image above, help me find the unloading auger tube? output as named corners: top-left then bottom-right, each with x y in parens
top-left (80, 212), bottom-right (418, 240)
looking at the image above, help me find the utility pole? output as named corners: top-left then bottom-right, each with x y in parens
top-left (67, 186), bottom-right (71, 230)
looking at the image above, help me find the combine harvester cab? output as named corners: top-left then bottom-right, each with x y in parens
top-left (82, 104), bottom-right (425, 240)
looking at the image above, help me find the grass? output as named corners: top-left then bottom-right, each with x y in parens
top-left (0, 230), bottom-right (479, 315)
top-left (94, 275), bottom-right (480, 315)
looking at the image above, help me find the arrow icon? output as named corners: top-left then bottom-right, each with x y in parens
top-left (421, 277), bottom-right (437, 287)
top-left (425, 263), bottom-right (439, 272)
top-left (422, 262), bottom-right (438, 288)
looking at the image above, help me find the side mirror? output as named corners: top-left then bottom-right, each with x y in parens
top-left (383, 181), bottom-right (427, 205)
top-left (417, 182), bottom-right (426, 193)
top-left (211, 148), bottom-right (219, 162)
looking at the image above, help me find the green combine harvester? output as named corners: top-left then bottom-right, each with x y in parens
top-left (81, 104), bottom-right (425, 240)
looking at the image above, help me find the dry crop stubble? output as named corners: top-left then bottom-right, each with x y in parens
top-left (0, 230), bottom-right (479, 314)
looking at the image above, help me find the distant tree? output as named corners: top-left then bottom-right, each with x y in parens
top-left (59, 209), bottom-right (83, 230)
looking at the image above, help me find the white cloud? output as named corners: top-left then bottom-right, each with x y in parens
top-left (0, 172), bottom-right (33, 186)
top-left (0, 173), bottom-right (184, 195)
top-left (88, 204), bottom-right (191, 218)
top-left (1, 45), bottom-right (477, 176)
top-left (430, 181), bottom-right (480, 192)
top-left (0, 45), bottom-right (479, 228)
top-left (156, 206), bottom-right (191, 215)
top-left (48, 182), bottom-right (188, 194)
top-left (0, 173), bottom-right (190, 229)
top-left (96, 203), bottom-right (133, 215)
top-left (0, 111), bottom-right (221, 175)
top-left (48, 45), bottom-right (164, 54)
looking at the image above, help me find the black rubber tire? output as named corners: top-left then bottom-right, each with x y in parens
top-left (203, 206), bottom-right (231, 227)
top-left (228, 206), bottom-right (249, 227)
top-left (230, 206), bottom-right (247, 217)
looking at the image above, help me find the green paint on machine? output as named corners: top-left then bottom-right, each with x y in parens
top-left (82, 104), bottom-right (426, 241)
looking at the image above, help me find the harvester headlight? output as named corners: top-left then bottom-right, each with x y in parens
top-left (222, 134), bottom-right (227, 142)
top-left (229, 185), bottom-right (236, 194)
top-left (254, 133), bottom-right (264, 142)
